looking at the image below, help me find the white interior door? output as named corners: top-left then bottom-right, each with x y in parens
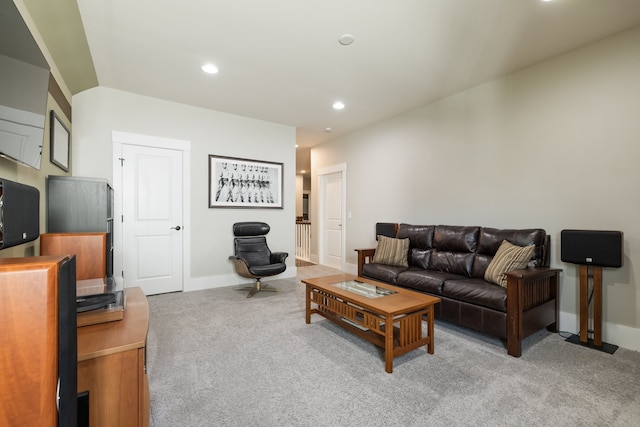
top-left (322, 170), bottom-right (344, 269)
top-left (122, 144), bottom-right (183, 295)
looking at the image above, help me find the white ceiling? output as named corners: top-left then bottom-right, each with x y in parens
top-left (27, 1), bottom-right (640, 172)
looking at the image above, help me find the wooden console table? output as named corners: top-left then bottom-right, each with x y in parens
top-left (77, 287), bottom-right (150, 427)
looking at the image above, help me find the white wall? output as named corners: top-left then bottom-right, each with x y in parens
top-left (72, 87), bottom-right (297, 291)
top-left (311, 26), bottom-right (640, 350)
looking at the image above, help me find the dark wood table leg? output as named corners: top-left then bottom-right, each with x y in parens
top-left (305, 284), bottom-right (311, 324)
top-left (427, 305), bottom-right (435, 354)
top-left (385, 313), bottom-right (393, 373)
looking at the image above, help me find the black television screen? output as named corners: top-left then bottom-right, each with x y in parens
top-left (0, 0), bottom-right (50, 170)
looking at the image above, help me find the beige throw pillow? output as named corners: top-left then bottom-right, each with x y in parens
top-left (372, 236), bottom-right (409, 267)
top-left (484, 240), bottom-right (535, 287)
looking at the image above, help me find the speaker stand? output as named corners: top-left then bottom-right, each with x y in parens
top-left (565, 334), bottom-right (618, 354)
top-left (566, 265), bottom-right (618, 354)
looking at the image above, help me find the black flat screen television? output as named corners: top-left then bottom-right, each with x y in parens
top-left (0, 0), bottom-right (50, 170)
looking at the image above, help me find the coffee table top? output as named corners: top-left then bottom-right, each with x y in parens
top-left (302, 273), bottom-right (440, 316)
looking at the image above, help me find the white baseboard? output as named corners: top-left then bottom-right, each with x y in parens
top-left (558, 310), bottom-right (640, 352)
top-left (184, 267), bottom-right (298, 293)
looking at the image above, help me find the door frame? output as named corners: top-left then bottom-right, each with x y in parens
top-left (112, 131), bottom-right (191, 290)
top-left (317, 163), bottom-right (347, 269)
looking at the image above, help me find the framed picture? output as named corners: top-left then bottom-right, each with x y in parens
top-left (50, 111), bottom-right (70, 171)
top-left (209, 154), bottom-right (283, 208)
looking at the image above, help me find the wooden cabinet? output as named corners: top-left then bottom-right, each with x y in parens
top-left (40, 232), bottom-right (107, 280)
top-left (47, 176), bottom-right (114, 277)
top-left (0, 256), bottom-right (77, 427)
top-left (77, 287), bottom-right (150, 427)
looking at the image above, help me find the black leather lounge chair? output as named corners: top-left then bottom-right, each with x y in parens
top-left (229, 222), bottom-right (288, 298)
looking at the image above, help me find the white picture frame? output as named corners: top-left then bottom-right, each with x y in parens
top-left (208, 154), bottom-right (283, 208)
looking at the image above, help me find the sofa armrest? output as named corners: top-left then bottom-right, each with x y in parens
top-left (354, 248), bottom-right (376, 277)
top-left (505, 267), bottom-right (562, 357)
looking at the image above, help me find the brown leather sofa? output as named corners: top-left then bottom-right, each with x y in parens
top-left (356, 224), bottom-right (561, 357)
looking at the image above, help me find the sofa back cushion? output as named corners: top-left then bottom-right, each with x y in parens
top-left (473, 228), bottom-right (548, 277)
top-left (409, 248), bottom-right (431, 270)
top-left (396, 224), bottom-right (434, 250)
top-left (397, 224), bottom-right (434, 268)
top-left (433, 225), bottom-right (480, 252)
top-left (430, 251), bottom-right (475, 276)
top-left (429, 226), bottom-right (480, 277)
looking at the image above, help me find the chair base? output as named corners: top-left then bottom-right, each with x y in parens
top-left (240, 279), bottom-right (277, 298)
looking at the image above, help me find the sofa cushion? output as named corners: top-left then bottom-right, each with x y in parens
top-left (433, 225), bottom-right (480, 252)
top-left (396, 224), bottom-right (435, 250)
top-left (362, 262), bottom-right (406, 285)
top-left (372, 235), bottom-right (409, 267)
top-left (471, 253), bottom-right (493, 278)
top-left (484, 240), bottom-right (535, 287)
top-left (441, 278), bottom-right (507, 312)
top-left (396, 268), bottom-right (461, 295)
top-left (477, 228), bottom-right (546, 268)
top-left (409, 248), bottom-right (431, 270)
top-left (429, 251), bottom-right (475, 277)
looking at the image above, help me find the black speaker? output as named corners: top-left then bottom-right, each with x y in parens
top-left (376, 222), bottom-right (397, 240)
top-left (0, 178), bottom-right (40, 249)
top-left (561, 229), bottom-right (624, 268)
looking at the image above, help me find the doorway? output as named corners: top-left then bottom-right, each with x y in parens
top-left (112, 131), bottom-right (191, 295)
top-left (318, 163), bottom-right (346, 270)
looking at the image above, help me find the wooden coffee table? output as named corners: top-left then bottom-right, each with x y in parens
top-left (303, 273), bottom-right (440, 373)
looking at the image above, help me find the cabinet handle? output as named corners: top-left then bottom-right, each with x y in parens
top-left (170, 226), bottom-right (181, 231)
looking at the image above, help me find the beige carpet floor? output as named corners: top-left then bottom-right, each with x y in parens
top-left (145, 265), bottom-right (640, 426)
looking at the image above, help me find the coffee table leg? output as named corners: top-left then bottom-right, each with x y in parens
top-left (305, 284), bottom-right (311, 324)
top-left (385, 314), bottom-right (393, 373)
top-left (427, 306), bottom-right (435, 354)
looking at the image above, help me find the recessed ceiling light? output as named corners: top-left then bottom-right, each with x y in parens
top-left (300, 170), bottom-right (306, 174)
top-left (201, 63), bottom-right (219, 74)
top-left (332, 101), bottom-right (345, 110)
top-left (338, 34), bottom-right (355, 46)
top-left (325, 127), bottom-right (332, 132)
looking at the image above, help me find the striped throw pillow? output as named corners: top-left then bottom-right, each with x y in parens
top-left (484, 240), bottom-right (535, 287)
top-left (372, 236), bottom-right (410, 267)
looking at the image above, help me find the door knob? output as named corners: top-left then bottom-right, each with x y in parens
top-left (170, 226), bottom-right (181, 231)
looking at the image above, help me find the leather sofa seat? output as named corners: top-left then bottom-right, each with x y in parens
top-left (441, 278), bottom-right (507, 312)
top-left (361, 263), bottom-right (405, 285)
top-left (396, 268), bottom-right (458, 295)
